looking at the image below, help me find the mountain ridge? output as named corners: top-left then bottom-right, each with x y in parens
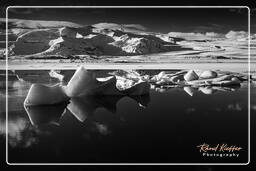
top-left (0, 18), bottom-right (254, 60)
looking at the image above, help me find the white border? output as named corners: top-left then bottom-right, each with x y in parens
top-left (5, 6), bottom-right (251, 165)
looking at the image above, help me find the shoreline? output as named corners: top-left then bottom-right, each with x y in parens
top-left (0, 62), bottom-right (255, 73)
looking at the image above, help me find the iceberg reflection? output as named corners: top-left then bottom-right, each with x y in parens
top-left (24, 94), bottom-right (150, 125)
top-left (24, 101), bottom-right (69, 126)
top-left (182, 85), bottom-right (240, 96)
top-left (4, 68), bottom-right (251, 157)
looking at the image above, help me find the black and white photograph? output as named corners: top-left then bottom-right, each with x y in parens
top-left (0, 6), bottom-right (255, 165)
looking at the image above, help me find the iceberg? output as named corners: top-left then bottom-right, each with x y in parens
top-left (24, 66), bottom-right (150, 106)
top-left (24, 84), bottom-right (69, 106)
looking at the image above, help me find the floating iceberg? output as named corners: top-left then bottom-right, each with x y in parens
top-left (24, 84), bottom-right (69, 106)
top-left (24, 67), bottom-right (248, 107)
top-left (24, 66), bottom-right (150, 106)
top-left (63, 66), bottom-right (150, 97)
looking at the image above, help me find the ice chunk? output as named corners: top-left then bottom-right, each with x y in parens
top-left (24, 84), bottom-right (69, 106)
top-left (63, 66), bottom-right (150, 96)
top-left (184, 70), bottom-right (199, 82)
top-left (199, 70), bottom-right (218, 79)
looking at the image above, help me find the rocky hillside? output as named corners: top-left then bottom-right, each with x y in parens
top-left (1, 19), bottom-right (189, 58)
top-left (1, 19), bottom-right (254, 61)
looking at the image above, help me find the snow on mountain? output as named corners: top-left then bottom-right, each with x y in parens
top-left (1, 19), bottom-right (254, 60)
top-left (1, 18), bottom-right (82, 29)
top-left (92, 23), bottom-right (148, 33)
top-left (168, 30), bottom-right (253, 41)
top-left (32, 28), bottom-right (180, 56)
top-left (166, 30), bottom-right (256, 59)
top-left (5, 20), bottom-right (187, 57)
top-left (11, 28), bottom-right (59, 55)
top-left (168, 32), bottom-right (224, 40)
top-left (110, 34), bottom-right (173, 54)
top-left (225, 30), bottom-right (248, 41)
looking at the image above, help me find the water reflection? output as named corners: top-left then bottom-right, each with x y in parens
top-left (227, 103), bottom-right (243, 111)
top-left (24, 101), bottom-right (69, 126)
top-left (2, 70), bottom-right (252, 163)
top-left (153, 84), bottom-right (241, 96)
top-left (183, 87), bottom-right (197, 96)
top-left (0, 114), bottom-right (50, 148)
top-left (24, 95), bottom-right (150, 125)
top-left (182, 85), bottom-right (241, 96)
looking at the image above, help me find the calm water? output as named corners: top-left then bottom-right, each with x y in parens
top-left (1, 70), bottom-right (254, 164)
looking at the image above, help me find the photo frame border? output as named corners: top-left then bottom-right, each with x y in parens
top-left (5, 5), bottom-right (251, 165)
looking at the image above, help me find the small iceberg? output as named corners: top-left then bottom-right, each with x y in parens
top-left (24, 84), bottom-right (69, 106)
top-left (199, 70), bottom-right (218, 79)
top-left (184, 70), bottom-right (199, 82)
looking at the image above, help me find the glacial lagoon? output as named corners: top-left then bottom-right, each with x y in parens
top-left (1, 70), bottom-right (253, 163)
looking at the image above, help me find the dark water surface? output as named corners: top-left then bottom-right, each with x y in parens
top-left (1, 70), bottom-right (253, 164)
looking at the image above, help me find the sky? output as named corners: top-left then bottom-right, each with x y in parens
top-left (7, 7), bottom-right (250, 33)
